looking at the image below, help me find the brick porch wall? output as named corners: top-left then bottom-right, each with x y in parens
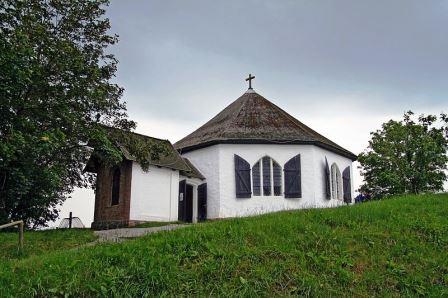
top-left (91, 160), bottom-right (133, 230)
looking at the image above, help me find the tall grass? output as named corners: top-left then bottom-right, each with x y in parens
top-left (0, 194), bottom-right (447, 297)
top-left (0, 228), bottom-right (96, 259)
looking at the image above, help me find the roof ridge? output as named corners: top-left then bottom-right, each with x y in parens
top-left (266, 98), bottom-right (343, 148)
top-left (252, 93), bottom-right (317, 140)
top-left (252, 93), bottom-right (351, 153)
top-left (226, 92), bottom-right (251, 133)
top-left (174, 90), bottom-right (357, 160)
top-left (128, 130), bottom-right (171, 143)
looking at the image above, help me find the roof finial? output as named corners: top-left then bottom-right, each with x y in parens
top-left (245, 73), bottom-right (255, 90)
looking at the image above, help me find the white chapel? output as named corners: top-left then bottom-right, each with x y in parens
top-left (88, 76), bottom-right (356, 228)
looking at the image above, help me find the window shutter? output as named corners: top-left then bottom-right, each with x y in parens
top-left (262, 156), bottom-right (271, 196)
top-left (325, 158), bottom-right (331, 200)
top-left (273, 161), bottom-right (282, 196)
top-left (252, 161), bottom-right (261, 196)
top-left (234, 155), bottom-right (251, 198)
top-left (284, 154), bottom-right (301, 198)
top-left (343, 167), bottom-right (351, 203)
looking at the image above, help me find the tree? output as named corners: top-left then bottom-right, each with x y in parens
top-left (358, 111), bottom-right (448, 199)
top-left (0, 0), bottom-right (164, 228)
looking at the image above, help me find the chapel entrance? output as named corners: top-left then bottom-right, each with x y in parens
top-left (178, 180), bottom-right (193, 223)
top-left (185, 184), bottom-right (193, 222)
top-left (197, 183), bottom-right (207, 221)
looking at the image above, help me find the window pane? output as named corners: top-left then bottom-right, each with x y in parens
top-left (262, 156), bottom-right (271, 196)
top-left (273, 161), bottom-right (282, 196)
top-left (252, 161), bottom-right (261, 196)
top-left (111, 168), bottom-right (120, 205)
top-left (331, 173), bottom-right (334, 199)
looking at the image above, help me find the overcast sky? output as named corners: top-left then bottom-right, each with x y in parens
top-left (56, 0), bottom-right (448, 227)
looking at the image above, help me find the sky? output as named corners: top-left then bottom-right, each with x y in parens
top-left (55, 0), bottom-right (448, 227)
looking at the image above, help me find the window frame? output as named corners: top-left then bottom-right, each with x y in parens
top-left (330, 163), bottom-right (343, 201)
top-left (252, 156), bottom-right (282, 197)
top-left (252, 161), bottom-right (261, 196)
top-left (111, 167), bottom-right (121, 206)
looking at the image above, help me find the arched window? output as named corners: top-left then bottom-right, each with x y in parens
top-left (252, 156), bottom-right (282, 196)
top-left (262, 156), bottom-right (271, 195)
top-left (330, 163), bottom-right (343, 200)
top-left (273, 160), bottom-right (282, 196)
top-left (252, 161), bottom-right (261, 196)
top-left (111, 167), bottom-right (121, 205)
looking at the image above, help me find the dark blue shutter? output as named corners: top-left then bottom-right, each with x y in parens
top-left (234, 155), bottom-right (251, 198)
top-left (273, 161), bottom-right (282, 196)
top-left (262, 156), bottom-right (271, 196)
top-left (325, 157), bottom-right (331, 200)
top-left (252, 161), bottom-right (261, 196)
top-left (343, 167), bottom-right (351, 203)
top-left (198, 183), bottom-right (207, 221)
top-left (284, 155), bottom-right (301, 198)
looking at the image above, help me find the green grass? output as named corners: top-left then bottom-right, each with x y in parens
top-left (0, 228), bottom-right (96, 260)
top-left (1, 194), bottom-right (447, 297)
top-left (132, 221), bottom-right (181, 228)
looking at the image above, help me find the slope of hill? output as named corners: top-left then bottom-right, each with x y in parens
top-left (0, 228), bottom-right (96, 260)
top-left (1, 194), bottom-right (447, 296)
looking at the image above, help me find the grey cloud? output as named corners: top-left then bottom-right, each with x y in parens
top-left (106, 0), bottom-right (447, 123)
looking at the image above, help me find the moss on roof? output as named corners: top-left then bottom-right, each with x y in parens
top-left (174, 91), bottom-right (357, 160)
top-left (86, 128), bottom-right (190, 172)
top-left (180, 158), bottom-right (205, 180)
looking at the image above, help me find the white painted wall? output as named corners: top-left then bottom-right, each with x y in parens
top-left (181, 146), bottom-right (220, 218)
top-left (129, 163), bottom-right (179, 222)
top-left (217, 144), bottom-right (320, 217)
top-left (185, 144), bottom-right (353, 218)
top-left (183, 143), bottom-right (354, 219)
top-left (313, 146), bottom-right (354, 206)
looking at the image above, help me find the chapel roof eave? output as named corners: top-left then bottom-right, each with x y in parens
top-left (176, 138), bottom-right (358, 161)
top-left (180, 157), bottom-right (206, 180)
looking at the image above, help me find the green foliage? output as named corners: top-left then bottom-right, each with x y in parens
top-left (358, 111), bottom-right (448, 198)
top-left (93, 128), bottom-right (172, 172)
top-left (0, 0), bottom-right (165, 228)
top-left (0, 194), bottom-right (447, 296)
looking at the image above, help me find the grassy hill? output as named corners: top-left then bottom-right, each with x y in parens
top-left (1, 194), bottom-right (447, 297)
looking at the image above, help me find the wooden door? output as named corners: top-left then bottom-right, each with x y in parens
top-left (197, 183), bottom-right (207, 221)
top-left (185, 184), bottom-right (193, 223)
top-left (178, 180), bottom-right (186, 221)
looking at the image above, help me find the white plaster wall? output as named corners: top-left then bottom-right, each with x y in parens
top-left (217, 144), bottom-right (355, 218)
top-left (313, 146), bottom-right (354, 207)
top-left (181, 146), bottom-right (220, 218)
top-left (129, 163), bottom-right (179, 222)
top-left (218, 144), bottom-right (319, 218)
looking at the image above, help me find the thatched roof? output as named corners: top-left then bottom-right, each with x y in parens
top-left (85, 130), bottom-right (191, 173)
top-left (174, 90), bottom-right (357, 160)
top-left (180, 158), bottom-right (205, 180)
top-left (116, 132), bottom-right (190, 171)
